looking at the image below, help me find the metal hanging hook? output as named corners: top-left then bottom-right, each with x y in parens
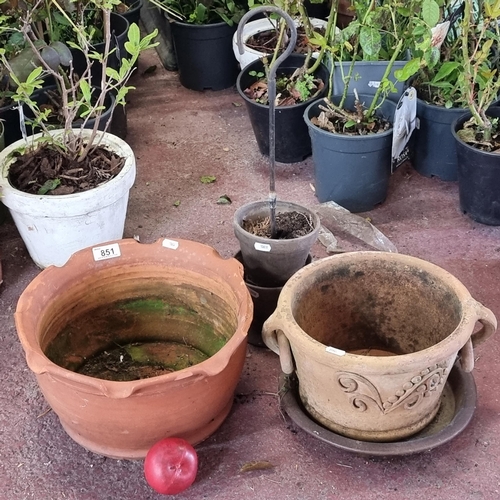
top-left (237, 7), bottom-right (298, 238)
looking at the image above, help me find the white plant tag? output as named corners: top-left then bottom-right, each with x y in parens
top-left (325, 346), bottom-right (346, 356)
top-left (254, 242), bottom-right (271, 252)
top-left (391, 86), bottom-right (418, 172)
top-left (368, 81), bottom-right (380, 89)
top-left (162, 239), bottom-right (179, 250)
top-left (92, 243), bottom-right (121, 261)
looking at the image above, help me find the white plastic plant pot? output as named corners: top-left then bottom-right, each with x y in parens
top-left (0, 129), bottom-right (136, 268)
top-left (232, 17), bottom-right (328, 69)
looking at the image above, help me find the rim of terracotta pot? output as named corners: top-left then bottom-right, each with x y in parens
top-left (15, 238), bottom-right (253, 397)
top-left (271, 251), bottom-right (494, 372)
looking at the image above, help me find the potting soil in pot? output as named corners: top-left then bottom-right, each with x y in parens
top-left (76, 341), bottom-right (209, 380)
top-left (242, 210), bottom-right (314, 239)
top-left (44, 291), bottom-right (231, 382)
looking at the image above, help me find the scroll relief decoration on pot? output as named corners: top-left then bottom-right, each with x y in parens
top-left (337, 362), bottom-right (449, 414)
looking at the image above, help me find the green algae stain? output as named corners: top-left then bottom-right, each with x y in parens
top-left (118, 298), bottom-right (196, 317)
top-left (45, 293), bottom-right (235, 381)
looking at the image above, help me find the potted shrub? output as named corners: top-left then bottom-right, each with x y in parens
top-left (2, 1), bottom-right (131, 138)
top-left (0, 0), bottom-right (158, 268)
top-left (316, 0), bottom-right (429, 100)
top-left (303, 0), bottom-right (438, 212)
top-left (231, 0), bottom-right (328, 69)
top-left (150, 0), bottom-right (247, 90)
top-left (407, 1), bottom-right (469, 181)
top-left (236, 4), bottom-right (331, 163)
top-left (450, 0), bottom-right (500, 225)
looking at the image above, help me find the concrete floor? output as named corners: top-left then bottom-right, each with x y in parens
top-left (2, 47), bottom-right (500, 500)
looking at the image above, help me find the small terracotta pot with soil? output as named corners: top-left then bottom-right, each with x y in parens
top-left (15, 238), bottom-right (253, 459)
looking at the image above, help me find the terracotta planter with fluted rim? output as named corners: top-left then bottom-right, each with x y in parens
top-left (15, 238), bottom-right (253, 459)
top-left (263, 252), bottom-right (496, 442)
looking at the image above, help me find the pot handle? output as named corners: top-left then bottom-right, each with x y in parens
top-left (459, 301), bottom-right (497, 372)
top-left (470, 301), bottom-right (497, 347)
top-left (262, 313), bottom-right (294, 375)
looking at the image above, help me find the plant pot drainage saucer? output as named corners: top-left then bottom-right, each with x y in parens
top-left (279, 363), bottom-right (477, 456)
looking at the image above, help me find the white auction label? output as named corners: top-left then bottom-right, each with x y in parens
top-left (162, 238), bottom-right (180, 250)
top-left (254, 242), bottom-right (271, 252)
top-left (325, 346), bottom-right (346, 356)
top-left (92, 243), bottom-right (121, 261)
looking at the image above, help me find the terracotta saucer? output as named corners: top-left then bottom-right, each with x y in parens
top-left (279, 363), bottom-right (477, 456)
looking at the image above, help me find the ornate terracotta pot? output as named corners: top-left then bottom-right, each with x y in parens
top-left (15, 238), bottom-right (253, 459)
top-left (263, 252), bottom-right (496, 442)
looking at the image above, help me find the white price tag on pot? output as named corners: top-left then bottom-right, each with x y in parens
top-left (254, 242), bottom-right (271, 252)
top-left (326, 346), bottom-right (346, 356)
top-left (162, 239), bottom-right (179, 250)
top-left (92, 243), bottom-right (121, 261)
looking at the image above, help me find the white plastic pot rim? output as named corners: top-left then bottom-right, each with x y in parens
top-left (233, 17), bottom-right (327, 65)
top-left (0, 129), bottom-right (136, 217)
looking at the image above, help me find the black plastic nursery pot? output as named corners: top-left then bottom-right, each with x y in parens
top-left (304, 95), bottom-right (396, 213)
top-left (304, 0), bottom-right (329, 19)
top-left (0, 102), bottom-right (22, 147)
top-left (170, 21), bottom-right (239, 91)
top-left (234, 251), bottom-right (312, 347)
top-left (452, 108), bottom-right (500, 226)
top-left (119, 0), bottom-right (143, 25)
top-left (237, 54), bottom-right (329, 163)
top-left (25, 86), bottom-right (115, 133)
top-left (412, 99), bottom-right (467, 181)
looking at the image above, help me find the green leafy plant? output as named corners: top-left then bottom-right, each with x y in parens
top-left (244, 56), bottom-right (325, 105)
top-left (149, 0), bottom-right (246, 25)
top-left (402, 0), bottom-right (466, 109)
top-left (411, 0), bottom-right (500, 147)
top-left (310, 0), bottom-right (440, 132)
top-left (0, 0), bottom-right (26, 107)
top-left (241, 0), bottom-right (331, 107)
top-left (454, 0), bottom-right (500, 146)
top-left (294, 72), bottom-right (318, 101)
top-left (247, 0), bottom-right (319, 51)
top-left (0, 0), bottom-right (158, 163)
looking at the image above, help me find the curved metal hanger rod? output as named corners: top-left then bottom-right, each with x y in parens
top-left (237, 7), bottom-right (298, 237)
